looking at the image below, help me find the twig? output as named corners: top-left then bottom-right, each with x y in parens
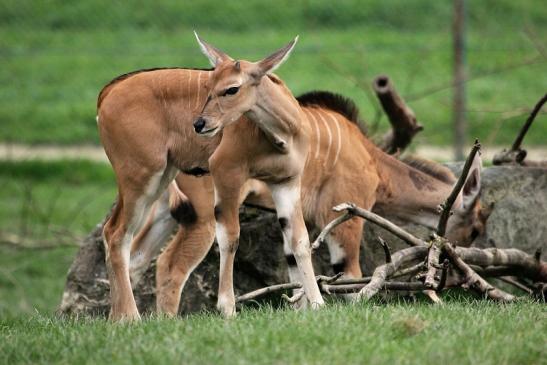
top-left (493, 94), bottom-right (547, 165)
top-left (437, 259), bottom-right (450, 291)
top-left (281, 290), bottom-right (305, 304)
top-left (423, 290), bottom-right (443, 304)
top-left (329, 203), bottom-right (425, 247)
top-left (322, 281), bottom-right (426, 294)
top-left (378, 236), bottom-right (392, 263)
top-left (498, 276), bottom-right (533, 295)
top-left (235, 282), bottom-right (302, 303)
top-left (312, 210), bottom-right (353, 250)
top-left (437, 140), bottom-right (481, 236)
top-left (356, 246), bottom-right (428, 300)
top-left (424, 235), bottom-right (444, 289)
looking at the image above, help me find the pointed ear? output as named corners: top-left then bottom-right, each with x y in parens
top-left (194, 31), bottom-right (231, 67)
top-left (256, 36), bottom-right (298, 76)
top-left (458, 152), bottom-right (482, 211)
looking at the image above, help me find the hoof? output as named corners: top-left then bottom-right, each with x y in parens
top-left (109, 310), bottom-right (141, 322)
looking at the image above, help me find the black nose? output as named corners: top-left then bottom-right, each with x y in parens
top-left (193, 117), bottom-right (206, 133)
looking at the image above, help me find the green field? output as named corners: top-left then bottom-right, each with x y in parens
top-left (0, 160), bottom-right (116, 244)
top-left (1, 0), bottom-right (546, 146)
top-left (0, 160), bottom-right (546, 365)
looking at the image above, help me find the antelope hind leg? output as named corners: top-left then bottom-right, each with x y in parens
top-left (271, 182), bottom-right (324, 309)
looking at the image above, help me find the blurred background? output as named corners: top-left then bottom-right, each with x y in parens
top-left (0, 0), bottom-right (545, 316)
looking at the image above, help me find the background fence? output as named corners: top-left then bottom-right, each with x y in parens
top-left (1, 0), bottom-right (546, 151)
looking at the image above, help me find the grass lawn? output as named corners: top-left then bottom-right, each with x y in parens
top-left (1, 298), bottom-right (545, 365)
top-left (1, 0), bottom-right (546, 146)
top-left (0, 160), bottom-right (116, 244)
top-left (0, 160), bottom-right (546, 364)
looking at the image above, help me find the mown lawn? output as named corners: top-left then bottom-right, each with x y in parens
top-left (0, 160), bottom-right (116, 244)
top-left (0, 160), bottom-right (546, 364)
top-left (1, 0), bottom-right (546, 146)
top-left (1, 300), bottom-right (546, 365)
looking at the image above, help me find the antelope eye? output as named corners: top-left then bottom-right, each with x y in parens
top-left (223, 86), bottom-right (239, 96)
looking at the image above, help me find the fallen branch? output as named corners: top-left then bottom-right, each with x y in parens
top-left (236, 282), bottom-right (301, 303)
top-left (424, 235), bottom-right (444, 290)
top-left (498, 276), bottom-right (533, 295)
top-left (493, 94), bottom-right (547, 166)
top-left (437, 140), bottom-right (481, 236)
top-left (373, 75), bottom-right (424, 154)
top-left (324, 203), bottom-right (425, 247)
top-left (356, 246), bottom-right (427, 300)
top-left (443, 242), bottom-right (515, 302)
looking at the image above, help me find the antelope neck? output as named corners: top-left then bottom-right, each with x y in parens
top-left (245, 76), bottom-right (302, 153)
top-left (373, 151), bottom-right (456, 229)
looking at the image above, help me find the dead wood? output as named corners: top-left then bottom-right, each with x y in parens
top-left (316, 203), bottom-right (424, 247)
top-left (424, 235), bottom-right (444, 290)
top-left (373, 75), bottom-right (424, 154)
top-left (456, 247), bottom-right (547, 282)
top-left (493, 94), bottom-right (547, 166)
top-left (443, 242), bottom-right (515, 301)
top-left (437, 140), bottom-right (481, 236)
top-left (356, 246), bottom-right (427, 300)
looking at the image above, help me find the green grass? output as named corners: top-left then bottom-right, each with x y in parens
top-left (0, 0), bottom-right (546, 146)
top-left (0, 300), bottom-right (545, 365)
top-left (0, 245), bottom-right (76, 316)
top-left (0, 160), bottom-right (116, 243)
top-left (0, 160), bottom-right (546, 364)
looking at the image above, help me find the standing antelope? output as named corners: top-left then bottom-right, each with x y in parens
top-left (129, 90), bottom-right (487, 313)
top-left (187, 35), bottom-right (488, 312)
top-left (98, 34), bottom-right (325, 320)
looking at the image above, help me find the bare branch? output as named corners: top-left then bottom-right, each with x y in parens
top-left (424, 235), bottom-right (444, 289)
top-left (331, 203), bottom-right (425, 247)
top-left (235, 282), bottom-right (301, 303)
top-left (498, 276), bottom-right (533, 295)
top-left (323, 281), bottom-right (426, 294)
top-left (311, 210), bottom-right (353, 250)
top-left (493, 94), bottom-right (547, 166)
top-left (437, 259), bottom-right (450, 291)
top-left (443, 242), bottom-right (515, 302)
top-left (373, 75), bottom-right (424, 154)
top-left (437, 140), bottom-right (481, 236)
top-left (356, 246), bottom-right (428, 301)
top-left (281, 290), bottom-right (305, 304)
top-left (378, 236), bottom-right (392, 263)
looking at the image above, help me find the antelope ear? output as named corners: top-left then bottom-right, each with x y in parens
top-left (256, 36), bottom-right (298, 76)
top-left (458, 152), bottom-right (482, 211)
top-left (194, 31), bottom-right (232, 67)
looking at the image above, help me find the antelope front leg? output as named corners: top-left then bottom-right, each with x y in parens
top-left (213, 185), bottom-right (243, 317)
top-left (271, 182), bottom-right (324, 309)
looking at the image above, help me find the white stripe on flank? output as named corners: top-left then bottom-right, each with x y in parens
top-left (195, 72), bottom-right (202, 110)
top-left (187, 71), bottom-right (193, 111)
top-left (307, 110), bottom-right (321, 159)
top-left (328, 113), bottom-right (342, 166)
top-left (317, 112), bottom-right (333, 164)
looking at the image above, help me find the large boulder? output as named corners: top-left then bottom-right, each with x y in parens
top-left (59, 165), bottom-right (546, 316)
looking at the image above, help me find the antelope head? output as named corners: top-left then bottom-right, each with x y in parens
top-left (192, 32), bottom-right (298, 137)
top-left (445, 153), bottom-right (491, 246)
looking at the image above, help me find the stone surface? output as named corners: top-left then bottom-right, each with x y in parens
top-left (59, 165), bottom-right (547, 316)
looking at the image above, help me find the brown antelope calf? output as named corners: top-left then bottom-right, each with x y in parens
top-left (186, 35), bottom-right (488, 312)
top-left (98, 35), bottom-right (326, 320)
top-left (129, 90), bottom-right (487, 313)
